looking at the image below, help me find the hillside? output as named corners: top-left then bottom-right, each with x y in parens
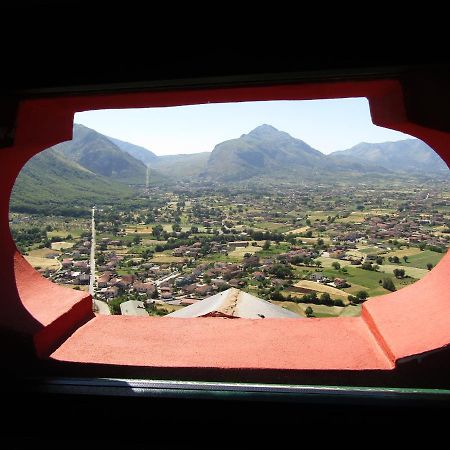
top-left (330, 139), bottom-right (448, 173)
top-left (10, 148), bottom-right (132, 215)
top-left (54, 124), bottom-right (147, 185)
top-left (203, 124), bottom-right (330, 181)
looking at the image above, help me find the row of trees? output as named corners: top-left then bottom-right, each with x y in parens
top-left (271, 290), bottom-right (345, 307)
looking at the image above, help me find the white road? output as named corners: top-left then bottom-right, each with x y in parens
top-left (89, 206), bottom-right (96, 310)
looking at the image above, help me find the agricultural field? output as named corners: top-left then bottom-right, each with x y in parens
top-left (286, 226), bottom-right (310, 235)
top-left (293, 280), bottom-right (349, 300)
top-left (379, 264), bottom-right (429, 279)
top-left (25, 247), bottom-right (61, 269)
top-left (272, 301), bottom-right (361, 318)
top-left (150, 253), bottom-right (185, 264)
top-left (383, 247), bottom-right (422, 258)
top-left (228, 245), bottom-right (262, 260)
top-left (51, 241), bottom-right (74, 250)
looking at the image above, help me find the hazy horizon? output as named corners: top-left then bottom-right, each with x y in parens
top-left (75, 98), bottom-right (413, 156)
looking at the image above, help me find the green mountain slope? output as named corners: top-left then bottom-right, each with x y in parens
top-left (10, 148), bottom-right (132, 216)
top-left (55, 124), bottom-right (147, 184)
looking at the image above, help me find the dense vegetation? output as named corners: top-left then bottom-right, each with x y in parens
top-left (10, 148), bottom-right (133, 215)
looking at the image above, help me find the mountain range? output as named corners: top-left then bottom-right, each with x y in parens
top-left (10, 123), bottom-right (448, 213)
top-left (109, 123), bottom-right (448, 180)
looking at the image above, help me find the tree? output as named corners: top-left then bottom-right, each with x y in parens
top-left (403, 255), bottom-right (408, 263)
top-left (96, 254), bottom-right (106, 265)
top-left (291, 255), bottom-right (305, 266)
top-left (263, 240), bottom-right (271, 250)
top-left (269, 264), bottom-right (293, 279)
top-left (361, 262), bottom-right (374, 271)
top-left (319, 292), bottom-right (332, 306)
top-left (427, 263), bottom-right (434, 271)
top-left (305, 306), bottom-right (314, 317)
top-left (356, 290), bottom-right (368, 301)
top-left (382, 277), bottom-right (396, 292)
top-left (152, 224), bottom-right (164, 238)
top-left (141, 248), bottom-right (153, 259)
top-left (270, 290), bottom-right (284, 301)
top-left (331, 261), bottom-right (341, 270)
top-left (376, 256), bottom-right (384, 265)
top-left (393, 268), bottom-right (405, 279)
top-left (349, 290), bottom-right (369, 304)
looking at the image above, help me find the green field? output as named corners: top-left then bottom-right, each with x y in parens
top-left (200, 253), bottom-right (231, 263)
top-left (320, 266), bottom-right (399, 297)
top-left (48, 229), bottom-right (83, 238)
top-left (404, 250), bottom-right (445, 269)
top-left (337, 266), bottom-right (418, 296)
top-left (256, 243), bottom-right (291, 258)
top-left (272, 301), bottom-right (361, 318)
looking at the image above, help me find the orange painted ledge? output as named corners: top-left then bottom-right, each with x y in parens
top-left (49, 315), bottom-right (393, 371)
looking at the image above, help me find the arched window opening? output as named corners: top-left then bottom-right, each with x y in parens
top-left (9, 98), bottom-right (449, 320)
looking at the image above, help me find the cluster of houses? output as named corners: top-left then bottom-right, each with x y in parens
top-left (312, 212), bottom-right (448, 248)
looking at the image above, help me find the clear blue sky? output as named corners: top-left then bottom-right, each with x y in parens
top-left (75, 98), bottom-right (412, 156)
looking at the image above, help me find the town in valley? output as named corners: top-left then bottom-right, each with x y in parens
top-left (10, 175), bottom-right (449, 318)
